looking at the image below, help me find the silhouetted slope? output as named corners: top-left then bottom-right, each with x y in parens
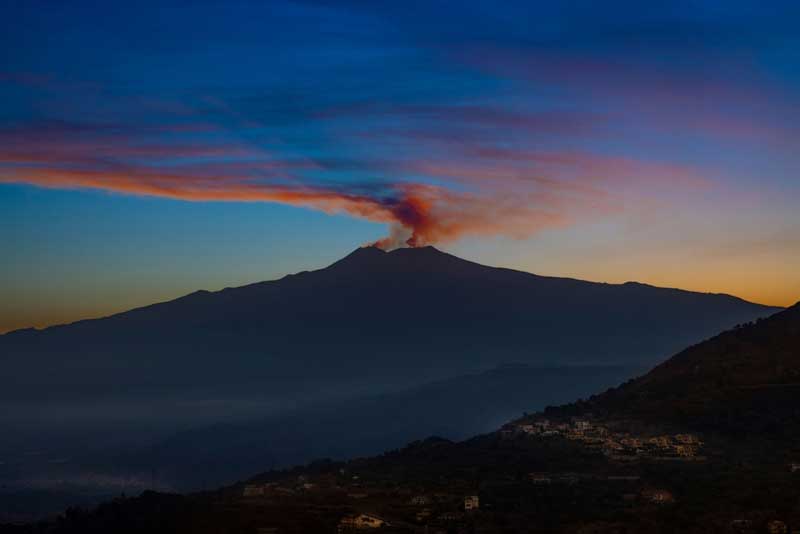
top-left (0, 246), bottom-right (780, 403)
top-left (548, 302), bottom-right (800, 435)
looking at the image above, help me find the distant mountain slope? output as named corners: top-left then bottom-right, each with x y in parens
top-left (0, 246), bottom-right (780, 404)
top-left (544, 301), bottom-right (800, 435)
top-left (121, 364), bottom-right (636, 489)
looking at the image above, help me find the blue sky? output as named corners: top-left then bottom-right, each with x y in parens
top-left (2, 0), bottom-right (799, 331)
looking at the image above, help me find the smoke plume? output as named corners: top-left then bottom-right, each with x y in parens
top-left (0, 121), bottom-right (702, 249)
top-left (0, 162), bottom-right (569, 250)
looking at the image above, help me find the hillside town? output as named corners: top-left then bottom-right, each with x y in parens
top-left (508, 417), bottom-right (704, 461)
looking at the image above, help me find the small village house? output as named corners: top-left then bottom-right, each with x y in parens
top-left (337, 513), bottom-right (388, 531)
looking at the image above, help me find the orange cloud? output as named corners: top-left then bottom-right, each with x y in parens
top-left (0, 119), bottom-right (709, 249)
top-left (2, 164), bottom-right (574, 250)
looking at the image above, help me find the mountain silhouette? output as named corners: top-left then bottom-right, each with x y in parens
top-left (0, 245), bottom-right (781, 405)
top-left (0, 249), bottom-right (793, 526)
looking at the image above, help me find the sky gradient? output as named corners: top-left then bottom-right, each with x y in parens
top-left (2, 1), bottom-right (799, 333)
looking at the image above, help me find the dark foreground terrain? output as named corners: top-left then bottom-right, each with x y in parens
top-left (4, 302), bottom-right (799, 533)
top-left (3, 432), bottom-right (798, 534)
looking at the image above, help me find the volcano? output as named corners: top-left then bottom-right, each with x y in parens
top-left (0, 245), bottom-right (781, 404)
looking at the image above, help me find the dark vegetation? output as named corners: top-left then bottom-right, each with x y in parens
top-left (5, 434), bottom-right (800, 533)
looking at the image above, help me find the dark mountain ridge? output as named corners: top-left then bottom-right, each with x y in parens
top-left (0, 246), bottom-right (781, 404)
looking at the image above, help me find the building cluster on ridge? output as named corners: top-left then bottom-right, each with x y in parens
top-left (509, 417), bottom-right (704, 460)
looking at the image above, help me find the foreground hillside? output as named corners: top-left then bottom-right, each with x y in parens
top-left (534, 301), bottom-right (800, 437)
top-left (6, 430), bottom-right (799, 533)
top-left (6, 303), bottom-right (800, 533)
